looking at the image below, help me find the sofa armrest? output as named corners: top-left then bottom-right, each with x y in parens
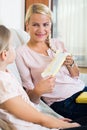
top-left (39, 100), bottom-right (63, 118)
top-left (79, 73), bottom-right (87, 86)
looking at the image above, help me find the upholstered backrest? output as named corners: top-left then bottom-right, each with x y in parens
top-left (0, 28), bottom-right (87, 130)
top-left (0, 29), bottom-right (63, 130)
top-left (10, 29), bottom-right (30, 47)
top-left (7, 29), bottom-right (30, 84)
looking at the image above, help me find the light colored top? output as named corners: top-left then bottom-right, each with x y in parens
top-left (0, 70), bottom-right (58, 130)
top-left (16, 38), bottom-right (85, 106)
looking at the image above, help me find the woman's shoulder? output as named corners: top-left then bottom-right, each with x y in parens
top-left (50, 38), bottom-right (66, 51)
top-left (16, 44), bottom-right (29, 56)
top-left (51, 37), bottom-right (64, 44)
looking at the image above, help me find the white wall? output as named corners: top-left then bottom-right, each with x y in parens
top-left (0, 0), bottom-right (25, 29)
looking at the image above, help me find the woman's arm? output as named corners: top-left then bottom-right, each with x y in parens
top-left (15, 51), bottom-right (41, 103)
top-left (15, 51), bottom-right (56, 104)
top-left (27, 76), bottom-right (56, 103)
top-left (55, 39), bottom-right (79, 77)
top-left (0, 96), bottom-right (80, 129)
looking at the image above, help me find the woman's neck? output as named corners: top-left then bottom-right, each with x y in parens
top-left (27, 40), bottom-right (49, 55)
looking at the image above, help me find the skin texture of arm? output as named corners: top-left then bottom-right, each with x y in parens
top-left (0, 96), bottom-right (80, 129)
top-left (27, 76), bottom-right (56, 104)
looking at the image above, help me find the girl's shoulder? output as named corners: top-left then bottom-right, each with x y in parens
top-left (0, 71), bottom-right (20, 104)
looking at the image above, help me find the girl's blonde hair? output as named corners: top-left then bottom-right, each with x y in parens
top-left (0, 25), bottom-right (10, 54)
top-left (25, 3), bottom-right (53, 23)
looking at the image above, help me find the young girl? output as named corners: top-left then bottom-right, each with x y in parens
top-left (0, 25), bottom-right (81, 130)
top-left (15, 3), bottom-right (87, 120)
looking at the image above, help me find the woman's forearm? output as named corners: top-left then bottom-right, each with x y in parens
top-left (66, 63), bottom-right (79, 77)
top-left (64, 55), bottom-right (79, 77)
top-left (27, 76), bottom-right (56, 104)
top-left (27, 89), bottom-right (41, 104)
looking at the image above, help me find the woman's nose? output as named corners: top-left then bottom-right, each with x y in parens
top-left (38, 25), bottom-right (44, 32)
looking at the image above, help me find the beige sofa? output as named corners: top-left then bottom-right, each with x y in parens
top-left (0, 29), bottom-right (62, 130)
top-left (0, 29), bottom-right (87, 130)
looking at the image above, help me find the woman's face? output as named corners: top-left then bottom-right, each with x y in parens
top-left (28, 13), bottom-right (51, 42)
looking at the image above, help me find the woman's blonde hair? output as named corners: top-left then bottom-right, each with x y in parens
top-left (0, 25), bottom-right (10, 54)
top-left (25, 3), bottom-right (53, 23)
top-left (25, 3), bottom-right (56, 52)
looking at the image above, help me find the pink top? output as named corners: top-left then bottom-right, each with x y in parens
top-left (0, 71), bottom-right (58, 130)
top-left (16, 38), bottom-right (85, 106)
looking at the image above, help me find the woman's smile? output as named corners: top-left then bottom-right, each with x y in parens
top-left (35, 33), bottom-right (46, 38)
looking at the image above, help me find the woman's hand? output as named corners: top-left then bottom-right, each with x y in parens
top-left (63, 55), bottom-right (74, 67)
top-left (27, 76), bottom-right (56, 104)
top-left (35, 76), bottom-right (56, 96)
top-left (63, 55), bottom-right (79, 77)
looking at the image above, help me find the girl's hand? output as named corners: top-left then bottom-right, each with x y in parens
top-left (60, 117), bottom-right (72, 122)
top-left (42, 114), bottom-right (80, 129)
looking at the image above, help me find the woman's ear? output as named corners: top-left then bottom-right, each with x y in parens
top-left (25, 21), bottom-right (29, 33)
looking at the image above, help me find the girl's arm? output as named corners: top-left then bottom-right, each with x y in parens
top-left (0, 96), bottom-right (80, 129)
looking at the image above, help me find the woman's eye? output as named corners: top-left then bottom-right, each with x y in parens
top-left (32, 24), bottom-right (39, 26)
top-left (43, 23), bottom-right (49, 27)
top-left (32, 23), bottom-right (51, 27)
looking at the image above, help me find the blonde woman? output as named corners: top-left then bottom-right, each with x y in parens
top-left (16, 3), bottom-right (87, 120)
